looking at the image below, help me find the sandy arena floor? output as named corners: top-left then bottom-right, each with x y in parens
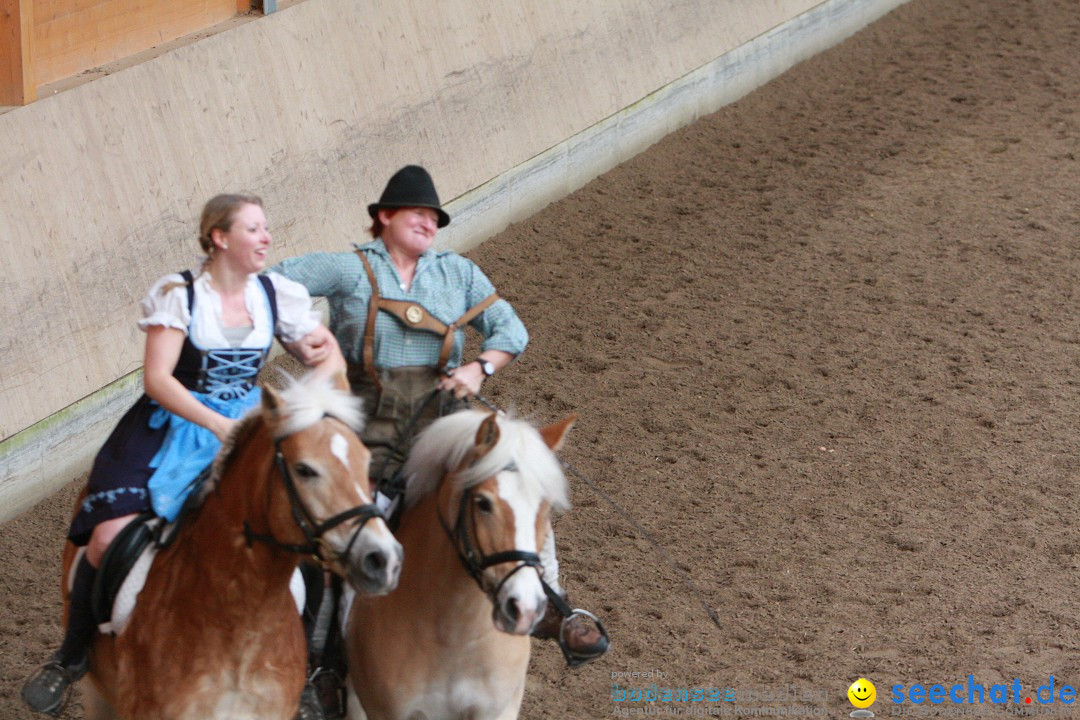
top-left (2, 0), bottom-right (1079, 717)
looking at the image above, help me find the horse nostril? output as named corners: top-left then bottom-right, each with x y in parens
top-left (363, 550), bottom-right (386, 575)
top-left (504, 597), bottom-right (521, 624)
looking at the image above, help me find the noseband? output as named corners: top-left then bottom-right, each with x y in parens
top-left (244, 420), bottom-right (386, 566)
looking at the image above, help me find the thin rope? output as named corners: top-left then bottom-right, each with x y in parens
top-left (474, 394), bottom-right (722, 632)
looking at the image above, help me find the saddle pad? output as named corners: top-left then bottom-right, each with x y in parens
top-left (101, 544), bottom-right (157, 635)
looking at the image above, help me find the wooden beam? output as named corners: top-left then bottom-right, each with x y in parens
top-left (0, 0), bottom-right (35, 105)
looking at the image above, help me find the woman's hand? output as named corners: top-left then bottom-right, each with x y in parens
top-left (211, 416), bottom-right (239, 443)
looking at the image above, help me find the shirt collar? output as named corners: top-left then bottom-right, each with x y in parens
top-left (353, 237), bottom-right (448, 260)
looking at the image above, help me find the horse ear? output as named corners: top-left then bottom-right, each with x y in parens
top-left (331, 370), bottom-right (350, 393)
top-left (262, 385), bottom-right (283, 414)
top-left (539, 414), bottom-right (577, 451)
top-left (473, 412), bottom-right (501, 460)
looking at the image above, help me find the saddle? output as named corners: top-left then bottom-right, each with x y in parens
top-left (88, 467), bottom-right (207, 629)
top-left (90, 512), bottom-right (161, 628)
top-left (86, 472), bottom-right (307, 634)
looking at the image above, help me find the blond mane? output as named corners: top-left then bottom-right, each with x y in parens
top-left (200, 372), bottom-right (365, 502)
top-left (403, 409), bottom-right (569, 511)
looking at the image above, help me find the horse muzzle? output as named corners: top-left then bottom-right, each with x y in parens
top-left (491, 568), bottom-right (546, 634)
top-left (341, 527), bottom-right (403, 596)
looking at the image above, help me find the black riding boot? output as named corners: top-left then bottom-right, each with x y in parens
top-left (295, 562), bottom-right (328, 720)
top-left (22, 555), bottom-right (97, 716)
top-left (297, 565), bottom-right (349, 720)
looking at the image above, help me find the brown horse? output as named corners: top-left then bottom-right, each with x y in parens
top-left (64, 373), bottom-right (403, 720)
top-left (345, 409), bottom-right (574, 720)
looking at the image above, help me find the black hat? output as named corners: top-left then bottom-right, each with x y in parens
top-left (367, 165), bottom-right (450, 228)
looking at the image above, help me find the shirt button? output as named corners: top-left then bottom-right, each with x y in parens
top-left (399, 283), bottom-right (406, 290)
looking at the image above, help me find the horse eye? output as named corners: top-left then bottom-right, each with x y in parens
top-left (474, 495), bottom-right (495, 514)
top-left (293, 463), bottom-right (319, 480)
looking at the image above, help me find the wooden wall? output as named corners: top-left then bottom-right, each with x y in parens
top-left (0, 0), bottom-right (36, 104)
top-left (1, 0), bottom-right (247, 104)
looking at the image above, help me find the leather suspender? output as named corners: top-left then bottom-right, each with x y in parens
top-left (356, 251), bottom-right (500, 387)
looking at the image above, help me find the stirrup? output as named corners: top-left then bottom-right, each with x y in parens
top-left (558, 608), bottom-right (611, 668)
top-left (307, 666), bottom-right (346, 719)
top-left (21, 656), bottom-right (86, 717)
top-left (296, 680), bottom-right (327, 720)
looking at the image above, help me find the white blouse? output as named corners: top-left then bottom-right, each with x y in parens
top-left (138, 270), bottom-right (320, 348)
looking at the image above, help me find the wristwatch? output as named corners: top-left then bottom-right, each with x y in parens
top-left (476, 359), bottom-right (496, 377)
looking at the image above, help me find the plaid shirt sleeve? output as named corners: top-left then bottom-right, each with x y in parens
top-left (270, 252), bottom-right (353, 298)
top-left (462, 261), bottom-right (529, 357)
top-left (272, 246), bottom-right (528, 368)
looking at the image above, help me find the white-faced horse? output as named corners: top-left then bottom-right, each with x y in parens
top-left (345, 409), bottom-right (574, 720)
top-left (64, 373), bottom-right (403, 720)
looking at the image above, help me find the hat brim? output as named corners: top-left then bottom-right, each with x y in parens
top-left (368, 202), bottom-right (450, 228)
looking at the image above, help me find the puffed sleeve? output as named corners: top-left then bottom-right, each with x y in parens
top-left (266, 272), bottom-right (321, 343)
top-left (137, 273), bottom-right (190, 333)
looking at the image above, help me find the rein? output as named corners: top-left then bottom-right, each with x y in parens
top-left (243, 420), bottom-right (386, 565)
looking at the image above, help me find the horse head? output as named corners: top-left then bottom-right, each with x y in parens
top-left (256, 372), bottom-right (403, 595)
top-left (405, 409), bottom-right (573, 634)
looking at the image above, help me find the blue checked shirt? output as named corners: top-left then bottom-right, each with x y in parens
top-left (272, 239), bottom-right (528, 369)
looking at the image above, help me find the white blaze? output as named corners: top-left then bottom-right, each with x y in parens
top-left (330, 433), bottom-right (350, 470)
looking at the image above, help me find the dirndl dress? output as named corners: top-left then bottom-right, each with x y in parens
top-left (68, 270), bottom-right (291, 545)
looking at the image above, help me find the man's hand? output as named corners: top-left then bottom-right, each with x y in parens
top-left (438, 361), bottom-right (485, 399)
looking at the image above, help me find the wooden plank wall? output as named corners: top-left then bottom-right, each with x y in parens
top-left (1, 0), bottom-right (247, 104)
top-left (0, 0), bottom-right (36, 104)
top-left (31, 0), bottom-right (238, 87)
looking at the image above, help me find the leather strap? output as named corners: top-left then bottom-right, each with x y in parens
top-left (436, 292), bottom-right (499, 369)
top-left (355, 249), bottom-right (500, 379)
top-left (358, 251), bottom-right (383, 389)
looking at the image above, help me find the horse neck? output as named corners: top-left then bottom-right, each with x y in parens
top-left (170, 424), bottom-right (299, 595)
top-left (396, 486), bottom-right (496, 629)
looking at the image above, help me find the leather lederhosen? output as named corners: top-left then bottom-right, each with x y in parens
top-left (348, 251), bottom-right (498, 489)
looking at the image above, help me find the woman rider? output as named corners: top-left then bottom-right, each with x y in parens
top-left (273, 166), bottom-right (610, 678)
top-left (22, 194), bottom-right (346, 717)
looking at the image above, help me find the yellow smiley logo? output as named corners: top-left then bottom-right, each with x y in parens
top-left (848, 678), bottom-right (876, 709)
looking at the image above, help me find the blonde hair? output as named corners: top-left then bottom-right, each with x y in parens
top-left (161, 194), bottom-right (263, 295)
top-left (198, 194), bottom-right (263, 258)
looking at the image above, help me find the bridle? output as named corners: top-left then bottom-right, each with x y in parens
top-left (244, 418), bottom-right (386, 567)
top-left (447, 402), bottom-right (612, 666)
top-left (436, 470), bottom-right (544, 601)
top-left (435, 461), bottom-right (604, 665)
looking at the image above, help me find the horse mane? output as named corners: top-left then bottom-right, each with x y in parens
top-left (199, 372), bottom-right (365, 501)
top-left (403, 409), bottom-right (570, 511)
top-left (268, 372), bottom-right (365, 439)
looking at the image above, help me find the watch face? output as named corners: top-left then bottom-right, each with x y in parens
top-left (481, 360), bottom-right (495, 376)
